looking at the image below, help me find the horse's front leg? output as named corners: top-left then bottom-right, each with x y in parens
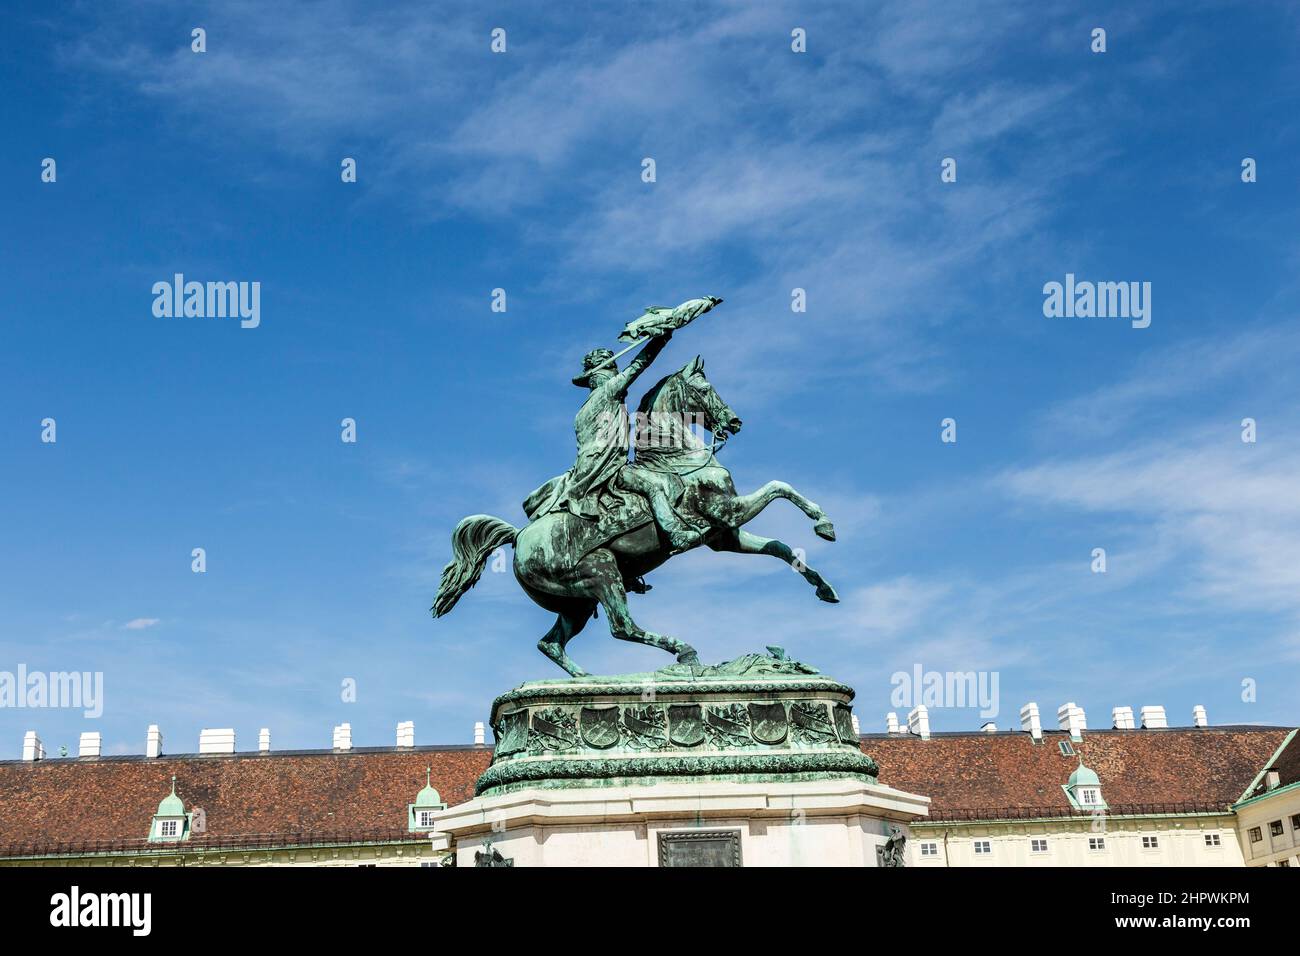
top-left (703, 479), bottom-right (836, 541)
top-left (710, 528), bottom-right (839, 603)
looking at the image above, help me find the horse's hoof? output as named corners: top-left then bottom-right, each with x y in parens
top-left (814, 520), bottom-right (836, 542)
top-left (816, 583), bottom-right (840, 604)
top-left (676, 646), bottom-right (700, 665)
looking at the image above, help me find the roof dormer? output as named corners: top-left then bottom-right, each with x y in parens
top-left (408, 767), bottom-right (447, 831)
top-left (1063, 760), bottom-right (1107, 811)
top-left (149, 775), bottom-right (193, 842)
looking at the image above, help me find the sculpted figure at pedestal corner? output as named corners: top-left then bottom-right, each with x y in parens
top-left (433, 296), bottom-right (840, 678)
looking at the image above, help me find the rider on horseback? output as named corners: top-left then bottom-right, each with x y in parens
top-left (522, 331), bottom-right (708, 553)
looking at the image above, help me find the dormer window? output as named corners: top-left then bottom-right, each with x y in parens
top-left (1063, 761), bottom-right (1107, 811)
top-left (148, 775), bottom-right (192, 843)
top-left (408, 767), bottom-right (447, 832)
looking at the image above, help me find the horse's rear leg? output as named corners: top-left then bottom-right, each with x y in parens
top-left (711, 528), bottom-right (840, 603)
top-left (537, 604), bottom-right (595, 677)
top-left (582, 549), bottom-right (699, 665)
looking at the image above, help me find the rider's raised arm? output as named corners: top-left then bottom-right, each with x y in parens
top-left (606, 333), bottom-right (670, 399)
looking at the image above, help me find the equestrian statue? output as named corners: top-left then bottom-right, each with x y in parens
top-left (433, 296), bottom-right (839, 677)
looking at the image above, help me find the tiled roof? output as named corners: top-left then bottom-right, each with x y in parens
top-left (864, 725), bottom-right (1293, 820)
top-left (0, 746), bottom-right (491, 856)
top-left (0, 726), bottom-right (1291, 854)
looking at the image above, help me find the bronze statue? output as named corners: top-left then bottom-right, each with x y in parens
top-left (434, 297), bottom-right (839, 677)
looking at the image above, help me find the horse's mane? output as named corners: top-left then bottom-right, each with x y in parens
top-left (634, 369), bottom-right (709, 463)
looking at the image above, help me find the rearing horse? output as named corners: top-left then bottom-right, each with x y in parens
top-left (433, 357), bottom-right (839, 677)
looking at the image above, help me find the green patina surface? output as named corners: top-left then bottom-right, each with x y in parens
top-left (476, 650), bottom-right (878, 796)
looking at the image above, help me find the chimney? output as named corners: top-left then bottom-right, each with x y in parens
top-left (259, 728), bottom-right (271, 752)
top-left (1192, 705), bottom-right (1208, 728)
top-left (907, 705), bottom-right (931, 740)
top-left (473, 721), bottom-right (486, 746)
top-left (1020, 702), bottom-right (1042, 741)
top-left (885, 712), bottom-right (900, 734)
top-left (1140, 705), bottom-right (1167, 729)
top-left (146, 724), bottom-right (163, 758)
top-left (1112, 706), bottom-right (1136, 730)
top-left (1265, 769), bottom-right (1282, 790)
top-left (78, 731), bottom-right (102, 758)
top-left (333, 723), bottom-right (352, 751)
top-left (22, 731), bottom-right (43, 762)
top-left (850, 713), bottom-right (861, 736)
top-left (1057, 702), bottom-right (1087, 739)
top-left (199, 728), bottom-right (236, 754)
top-left (980, 721), bottom-right (998, 733)
top-left (396, 720), bottom-right (415, 748)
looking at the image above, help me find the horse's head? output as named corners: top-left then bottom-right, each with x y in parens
top-left (680, 355), bottom-right (742, 439)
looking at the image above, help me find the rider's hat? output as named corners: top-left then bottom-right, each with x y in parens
top-left (572, 348), bottom-right (616, 387)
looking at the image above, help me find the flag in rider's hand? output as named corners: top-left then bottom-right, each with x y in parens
top-left (618, 296), bottom-right (723, 343)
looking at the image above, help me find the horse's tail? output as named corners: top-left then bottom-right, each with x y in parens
top-left (432, 514), bottom-right (519, 618)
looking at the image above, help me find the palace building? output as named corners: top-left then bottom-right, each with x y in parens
top-left (0, 704), bottom-right (1294, 867)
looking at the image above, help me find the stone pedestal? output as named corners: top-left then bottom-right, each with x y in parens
top-left (431, 776), bottom-right (929, 867)
top-left (432, 651), bottom-right (929, 866)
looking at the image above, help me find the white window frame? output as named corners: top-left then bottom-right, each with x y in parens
top-left (1088, 836), bottom-right (1105, 851)
top-left (1204, 833), bottom-right (1221, 847)
top-left (159, 819), bottom-right (179, 838)
top-left (973, 839), bottom-right (992, 855)
top-left (919, 842), bottom-right (938, 857)
top-left (417, 810), bottom-right (437, 828)
top-left (1142, 835), bottom-right (1159, 850)
top-left (1030, 838), bottom-right (1048, 853)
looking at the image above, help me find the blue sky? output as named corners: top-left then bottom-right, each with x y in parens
top-left (3, 0), bottom-right (1300, 759)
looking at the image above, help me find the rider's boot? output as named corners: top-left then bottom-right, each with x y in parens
top-left (650, 493), bottom-right (708, 553)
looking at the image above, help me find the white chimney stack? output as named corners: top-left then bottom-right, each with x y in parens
top-left (79, 732), bottom-right (102, 758)
top-left (22, 731), bottom-right (43, 762)
top-left (199, 728), bottom-right (236, 754)
top-left (333, 723), bottom-right (352, 750)
top-left (885, 712), bottom-right (900, 734)
top-left (259, 728), bottom-right (271, 752)
top-left (1057, 702), bottom-right (1087, 739)
top-left (850, 713), bottom-right (861, 736)
top-left (980, 721), bottom-right (998, 733)
top-left (1112, 706), bottom-right (1135, 730)
top-left (1140, 705), bottom-right (1167, 729)
top-left (146, 724), bottom-right (163, 758)
top-left (473, 721), bottom-right (486, 746)
top-left (396, 720), bottom-right (415, 748)
top-left (1020, 702), bottom-right (1042, 741)
top-left (1192, 705), bottom-right (1208, 728)
top-left (907, 705), bottom-right (931, 740)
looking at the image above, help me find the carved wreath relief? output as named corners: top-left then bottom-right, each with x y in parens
top-left (499, 697), bottom-right (860, 758)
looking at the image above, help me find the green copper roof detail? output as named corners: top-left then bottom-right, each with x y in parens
top-left (414, 767), bottom-right (443, 808)
top-left (156, 775), bottom-right (185, 816)
top-left (1068, 762), bottom-right (1101, 788)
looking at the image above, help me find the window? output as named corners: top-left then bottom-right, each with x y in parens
top-left (919, 842), bottom-right (938, 857)
top-left (973, 840), bottom-right (992, 855)
top-left (1030, 838), bottom-right (1048, 853)
top-left (1269, 820), bottom-right (1284, 837)
top-left (1058, 740), bottom-right (1074, 756)
top-left (1142, 836), bottom-right (1159, 849)
top-left (1078, 787), bottom-right (1100, 806)
top-left (1089, 837), bottom-right (1105, 851)
top-left (1279, 860), bottom-right (1291, 868)
top-left (417, 810), bottom-right (437, 828)
top-left (1249, 827), bottom-right (1263, 843)
top-left (1204, 833), bottom-right (1221, 847)
top-left (159, 820), bottom-right (178, 838)
top-left (1291, 814), bottom-right (1300, 831)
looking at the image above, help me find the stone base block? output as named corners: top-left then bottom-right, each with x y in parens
top-left (431, 776), bottom-right (929, 867)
